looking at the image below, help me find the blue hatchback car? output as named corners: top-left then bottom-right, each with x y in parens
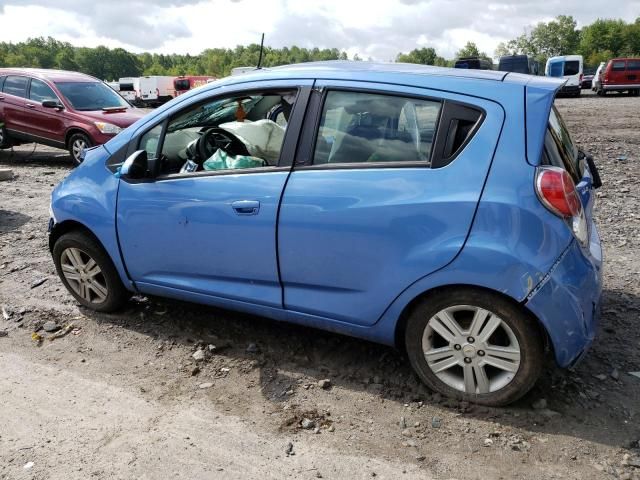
top-left (49, 61), bottom-right (603, 406)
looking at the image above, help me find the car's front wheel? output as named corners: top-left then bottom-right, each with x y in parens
top-left (53, 231), bottom-right (130, 312)
top-left (68, 132), bottom-right (92, 165)
top-left (404, 288), bottom-right (544, 406)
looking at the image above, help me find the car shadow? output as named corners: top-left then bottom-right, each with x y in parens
top-left (78, 286), bottom-right (640, 450)
top-left (0, 209), bottom-right (31, 234)
top-left (0, 145), bottom-right (73, 166)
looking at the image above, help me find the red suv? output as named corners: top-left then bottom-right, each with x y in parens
top-left (0, 68), bottom-right (146, 163)
top-left (597, 58), bottom-right (640, 96)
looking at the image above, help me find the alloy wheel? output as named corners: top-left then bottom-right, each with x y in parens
top-left (422, 305), bottom-right (521, 395)
top-left (72, 138), bottom-right (87, 162)
top-left (59, 247), bottom-right (108, 304)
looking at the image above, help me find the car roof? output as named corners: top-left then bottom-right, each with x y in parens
top-left (0, 67), bottom-right (99, 83)
top-left (266, 60), bottom-right (509, 81)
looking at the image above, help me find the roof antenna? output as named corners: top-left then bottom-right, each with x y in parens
top-left (257, 33), bottom-right (265, 69)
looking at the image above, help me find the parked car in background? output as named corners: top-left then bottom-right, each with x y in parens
top-left (581, 67), bottom-right (596, 89)
top-left (174, 76), bottom-right (216, 96)
top-left (0, 68), bottom-right (146, 163)
top-left (49, 61), bottom-right (603, 406)
top-left (592, 62), bottom-right (606, 92)
top-left (596, 58), bottom-right (640, 96)
top-left (454, 57), bottom-right (493, 70)
top-left (545, 55), bottom-right (583, 96)
top-left (498, 55), bottom-right (539, 75)
top-left (138, 76), bottom-right (176, 106)
top-left (118, 77), bottom-right (140, 104)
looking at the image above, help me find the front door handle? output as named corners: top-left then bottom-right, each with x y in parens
top-left (231, 200), bottom-right (260, 216)
top-left (26, 103), bottom-right (35, 109)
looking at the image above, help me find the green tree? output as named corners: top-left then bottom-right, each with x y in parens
top-left (396, 47), bottom-right (446, 66)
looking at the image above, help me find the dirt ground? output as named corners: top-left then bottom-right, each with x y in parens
top-left (1, 90), bottom-right (639, 480)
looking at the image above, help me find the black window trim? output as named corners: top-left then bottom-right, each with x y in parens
top-left (293, 85), bottom-right (485, 171)
top-left (121, 85), bottom-right (312, 183)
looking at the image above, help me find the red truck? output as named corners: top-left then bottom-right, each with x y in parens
top-left (0, 68), bottom-right (146, 163)
top-left (597, 58), bottom-right (640, 96)
top-left (174, 76), bottom-right (216, 96)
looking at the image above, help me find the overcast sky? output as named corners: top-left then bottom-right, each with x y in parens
top-left (0, 0), bottom-right (639, 60)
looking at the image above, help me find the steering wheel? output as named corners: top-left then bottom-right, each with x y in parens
top-left (197, 127), bottom-right (250, 161)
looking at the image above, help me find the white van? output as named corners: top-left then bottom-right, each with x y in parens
top-left (118, 77), bottom-right (140, 104)
top-left (545, 55), bottom-right (583, 97)
top-left (138, 76), bottom-right (176, 106)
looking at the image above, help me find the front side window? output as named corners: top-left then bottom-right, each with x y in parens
top-left (3, 76), bottom-right (27, 98)
top-left (55, 82), bottom-right (129, 111)
top-left (29, 79), bottom-right (58, 103)
top-left (147, 89), bottom-right (297, 175)
top-left (313, 91), bottom-right (441, 165)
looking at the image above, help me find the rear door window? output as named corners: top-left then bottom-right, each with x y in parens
top-left (563, 61), bottom-right (580, 76)
top-left (312, 90), bottom-right (441, 165)
top-left (0, 76), bottom-right (5, 91)
top-left (3, 76), bottom-right (28, 98)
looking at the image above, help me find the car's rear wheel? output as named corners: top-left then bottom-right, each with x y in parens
top-left (0, 125), bottom-right (11, 149)
top-left (53, 231), bottom-right (130, 312)
top-left (404, 288), bottom-right (544, 406)
top-left (68, 132), bottom-right (92, 165)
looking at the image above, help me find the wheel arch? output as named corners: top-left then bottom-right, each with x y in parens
top-left (393, 284), bottom-right (553, 358)
top-left (65, 127), bottom-right (92, 148)
top-left (49, 219), bottom-right (105, 254)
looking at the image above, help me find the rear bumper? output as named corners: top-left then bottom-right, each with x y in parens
top-left (525, 224), bottom-right (603, 367)
top-left (603, 84), bottom-right (640, 90)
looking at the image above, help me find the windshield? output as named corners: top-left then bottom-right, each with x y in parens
top-left (56, 82), bottom-right (129, 111)
top-left (168, 96), bottom-right (263, 132)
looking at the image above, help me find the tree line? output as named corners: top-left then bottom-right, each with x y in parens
top-left (0, 37), bottom-right (348, 80)
top-left (0, 16), bottom-right (638, 79)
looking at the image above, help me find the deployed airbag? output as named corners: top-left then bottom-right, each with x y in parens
top-left (219, 119), bottom-right (285, 164)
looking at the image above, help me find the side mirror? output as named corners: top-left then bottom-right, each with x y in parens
top-left (120, 150), bottom-right (148, 180)
top-left (42, 100), bottom-right (64, 110)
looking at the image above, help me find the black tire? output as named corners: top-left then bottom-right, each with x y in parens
top-left (52, 231), bottom-right (130, 312)
top-left (597, 89), bottom-right (605, 96)
top-left (68, 132), bottom-right (92, 165)
top-left (0, 125), bottom-right (11, 149)
top-left (404, 288), bottom-right (544, 406)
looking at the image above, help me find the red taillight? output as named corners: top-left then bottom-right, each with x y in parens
top-left (536, 166), bottom-right (581, 217)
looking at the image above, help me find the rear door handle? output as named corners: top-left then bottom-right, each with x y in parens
top-left (0, 96), bottom-right (5, 101)
top-left (26, 103), bottom-right (35, 109)
top-left (231, 200), bottom-right (260, 216)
